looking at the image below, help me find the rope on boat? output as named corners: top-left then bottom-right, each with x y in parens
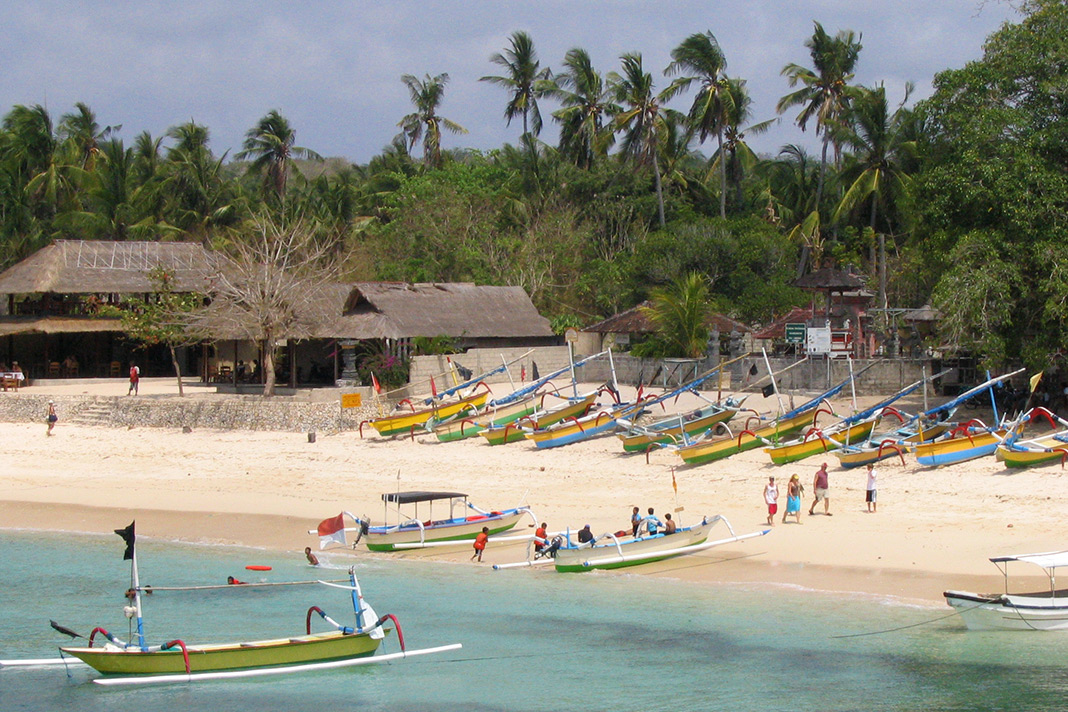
top-left (830, 601), bottom-right (987, 639)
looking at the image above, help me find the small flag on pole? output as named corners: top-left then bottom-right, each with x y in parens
top-left (762, 384), bottom-right (776, 398)
top-left (1030, 371), bottom-right (1044, 393)
top-left (371, 372), bottom-right (382, 394)
top-left (671, 468), bottom-right (678, 495)
top-left (430, 376), bottom-right (437, 397)
top-left (317, 514), bottom-right (347, 550)
top-left (521, 365), bottom-right (526, 382)
top-left (114, 521), bottom-right (135, 560)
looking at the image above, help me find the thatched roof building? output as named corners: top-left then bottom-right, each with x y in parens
top-left (0, 240), bottom-right (213, 295)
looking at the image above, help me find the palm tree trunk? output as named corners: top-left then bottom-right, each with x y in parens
top-left (816, 135), bottom-right (830, 210)
top-left (717, 129), bottom-right (727, 219)
top-left (652, 152), bottom-right (666, 228)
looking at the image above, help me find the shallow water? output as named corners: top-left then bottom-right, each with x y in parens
top-left (3, 530), bottom-right (1068, 711)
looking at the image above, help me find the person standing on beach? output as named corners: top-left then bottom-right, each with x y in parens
top-left (865, 463), bottom-right (878, 513)
top-left (809, 462), bottom-right (831, 516)
top-left (127, 362), bottom-right (140, 395)
top-left (783, 474), bottom-right (803, 524)
top-left (46, 400), bottom-right (57, 436)
top-left (471, 526), bottom-right (489, 562)
top-left (764, 476), bottom-right (779, 526)
top-left (631, 506), bottom-right (641, 536)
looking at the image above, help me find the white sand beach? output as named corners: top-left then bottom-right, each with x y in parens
top-left (1, 378), bottom-right (1060, 604)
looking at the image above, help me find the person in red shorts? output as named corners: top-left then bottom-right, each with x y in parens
top-left (471, 526), bottom-right (489, 562)
top-left (764, 476), bottom-right (779, 526)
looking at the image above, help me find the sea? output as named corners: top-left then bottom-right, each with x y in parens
top-left (3, 530), bottom-right (1068, 712)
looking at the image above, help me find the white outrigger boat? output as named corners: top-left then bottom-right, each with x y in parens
top-left (944, 550), bottom-right (1068, 631)
top-left (494, 515), bottom-right (767, 573)
top-left (315, 491), bottom-right (536, 552)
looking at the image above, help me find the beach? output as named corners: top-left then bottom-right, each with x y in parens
top-left (1, 378), bottom-right (1060, 604)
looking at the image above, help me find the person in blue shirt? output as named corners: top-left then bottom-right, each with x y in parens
top-left (645, 507), bottom-right (663, 536)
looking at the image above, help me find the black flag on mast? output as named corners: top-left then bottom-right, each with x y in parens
top-left (114, 521), bottom-right (135, 560)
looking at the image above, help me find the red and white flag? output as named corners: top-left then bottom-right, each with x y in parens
top-left (371, 372), bottom-right (382, 394)
top-left (317, 513), bottom-right (347, 550)
top-left (430, 376), bottom-right (437, 397)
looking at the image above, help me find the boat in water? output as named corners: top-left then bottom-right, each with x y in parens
top-left (41, 522), bottom-right (460, 684)
top-left (317, 491), bottom-right (535, 552)
top-left (945, 550), bottom-right (1068, 631)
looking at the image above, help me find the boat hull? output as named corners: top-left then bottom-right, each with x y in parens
top-left (677, 411), bottom-right (813, 465)
top-left (433, 397), bottom-right (537, 442)
top-left (526, 403), bottom-right (643, 449)
top-left (62, 629), bottom-right (382, 676)
top-left (834, 424), bottom-right (951, 468)
top-left (764, 421), bottom-right (878, 465)
top-left (554, 519), bottom-right (715, 572)
top-left (618, 408), bottom-right (737, 452)
top-left (370, 392), bottom-right (489, 437)
top-left (944, 591), bottom-right (1068, 631)
top-left (996, 434), bottom-right (1068, 469)
top-left (915, 430), bottom-right (1005, 467)
top-left (478, 395), bottom-right (596, 445)
top-left (364, 509), bottom-right (526, 551)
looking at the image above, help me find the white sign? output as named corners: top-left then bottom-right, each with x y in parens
top-left (806, 326), bottom-right (832, 355)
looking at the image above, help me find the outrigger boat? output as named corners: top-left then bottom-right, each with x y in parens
top-left (914, 368), bottom-right (1027, 467)
top-left (764, 370), bottom-right (941, 466)
top-left (316, 491), bottom-right (536, 552)
top-left (367, 351), bottom-right (531, 438)
top-left (30, 522), bottom-right (460, 685)
top-left (525, 399), bottom-right (647, 449)
top-left (477, 393), bottom-right (598, 445)
top-left (493, 515), bottom-right (767, 573)
top-left (994, 408), bottom-right (1068, 469)
top-left (945, 550), bottom-right (1068, 631)
top-left (675, 369), bottom-right (859, 466)
top-left (431, 351), bottom-right (607, 443)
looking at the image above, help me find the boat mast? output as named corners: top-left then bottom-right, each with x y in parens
top-left (130, 545), bottom-right (147, 651)
top-left (761, 348), bottom-right (786, 416)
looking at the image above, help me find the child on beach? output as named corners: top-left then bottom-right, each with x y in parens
top-left (471, 526), bottom-right (489, 562)
top-left (46, 401), bottom-right (57, 436)
top-left (865, 464), bottom-right (878, 513)
top-left (764, 476), bottom-right (779, 526)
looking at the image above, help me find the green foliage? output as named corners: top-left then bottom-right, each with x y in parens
top-left (412, 335), bottom-right (461, 355)
top-left (639, 272), bottom-right (712, 358)
top-left (356, 349), bottom-right (409, 389)
top-left (549, 313), bottom-right (583, 334)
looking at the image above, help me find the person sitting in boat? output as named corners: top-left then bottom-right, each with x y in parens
top-left (577, 524), bottom-right (596, 545)
top-left (645, 507), bottom-right (663, 536)
top-left (662, 513), bottom-right (677, 535)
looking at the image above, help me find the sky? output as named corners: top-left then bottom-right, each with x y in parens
top-left (1, 1), bottom-right (1021, 164)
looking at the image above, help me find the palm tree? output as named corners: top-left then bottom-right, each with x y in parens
top-left (664, 31), bottom-right (732, 218)
top-left (162, 122), bottom-right (242, 239)
top-left (549, 48), bottom-right (619, 169)
top-left (609, 53), bottom-right (674, 227)
top-left (832, 83), bottom-right (917, 310)
top-left (398, 73), bottom-right (468, 169)
top-left (777, 22), bottom-right (863, 210)
top-left (709, 78), bottom-right (775, 213)
top-left (640, 272), bottom-right (713, 358)
top-left (235, 110), bottom-right (322, 206)
top-left (479, 31), bottom-right (551, 138)
top-left (58, 102), bottom-right (120, 171)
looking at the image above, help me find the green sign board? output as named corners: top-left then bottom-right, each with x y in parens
top-left (785, 323), bottom-right (806, 344)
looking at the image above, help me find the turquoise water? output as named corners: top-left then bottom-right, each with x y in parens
top-left (3, 531), bottom-right (1068, 711)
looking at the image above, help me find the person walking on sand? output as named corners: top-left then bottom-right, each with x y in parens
top-left (865, 463), bottom-right (878, 513)
top-left (764, 476), bottom-right (779, 526)
top-left (809, 462), bottom-right (831, 516)
top-left (46, 401), bottom-right (57, 436)
top-left (783, 474), bottom-right (803, 524)
top-left (127, 362), bottom-right (140, 396)
top-left (471, 526), bottom-right (489, 562)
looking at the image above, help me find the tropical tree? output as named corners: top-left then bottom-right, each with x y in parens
top-left (709, 78), bottom-right (774, 213)
top-left (777, 22), bottom-right (863, 210)
top-left (479, 31), bottom-right (551, 138)
top-left (549, 48), bottom-right (618, 169)
top-left (398, 73), bottom-right (468, 169)
top-left (664, 30), bottom-right (732, 218)
top-left (609, 53), bottom-right (675, 227)
top-left (235, 110), bottom-right (322, 206)
top-left (832, 84), bottom-right (917, 310)
top-left (636, 272), bottom-right (713, 358)
top-left (58, 102), bottom-right (120, 171)
top-left (162, 121), bottom-right (242, 239)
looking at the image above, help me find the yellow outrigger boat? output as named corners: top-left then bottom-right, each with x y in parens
top-left (369, 390), bottom-right (489, 437)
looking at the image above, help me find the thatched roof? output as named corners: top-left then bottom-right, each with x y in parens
top-left (793, 267), bottom-right (868, 291)
top-left (322, 282), bottom-right (554, 340)
top-left (0, 316), bottom-right (124, 337)
top-left (583, 301), bottom-right (751, 335)
top-left (0, 240), bottom-right (213, 294)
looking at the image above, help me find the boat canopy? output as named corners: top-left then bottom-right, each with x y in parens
top-left (990, 550), bottom-right (1068, 570)
top-left (382, 491), bottom-right (467, 505)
